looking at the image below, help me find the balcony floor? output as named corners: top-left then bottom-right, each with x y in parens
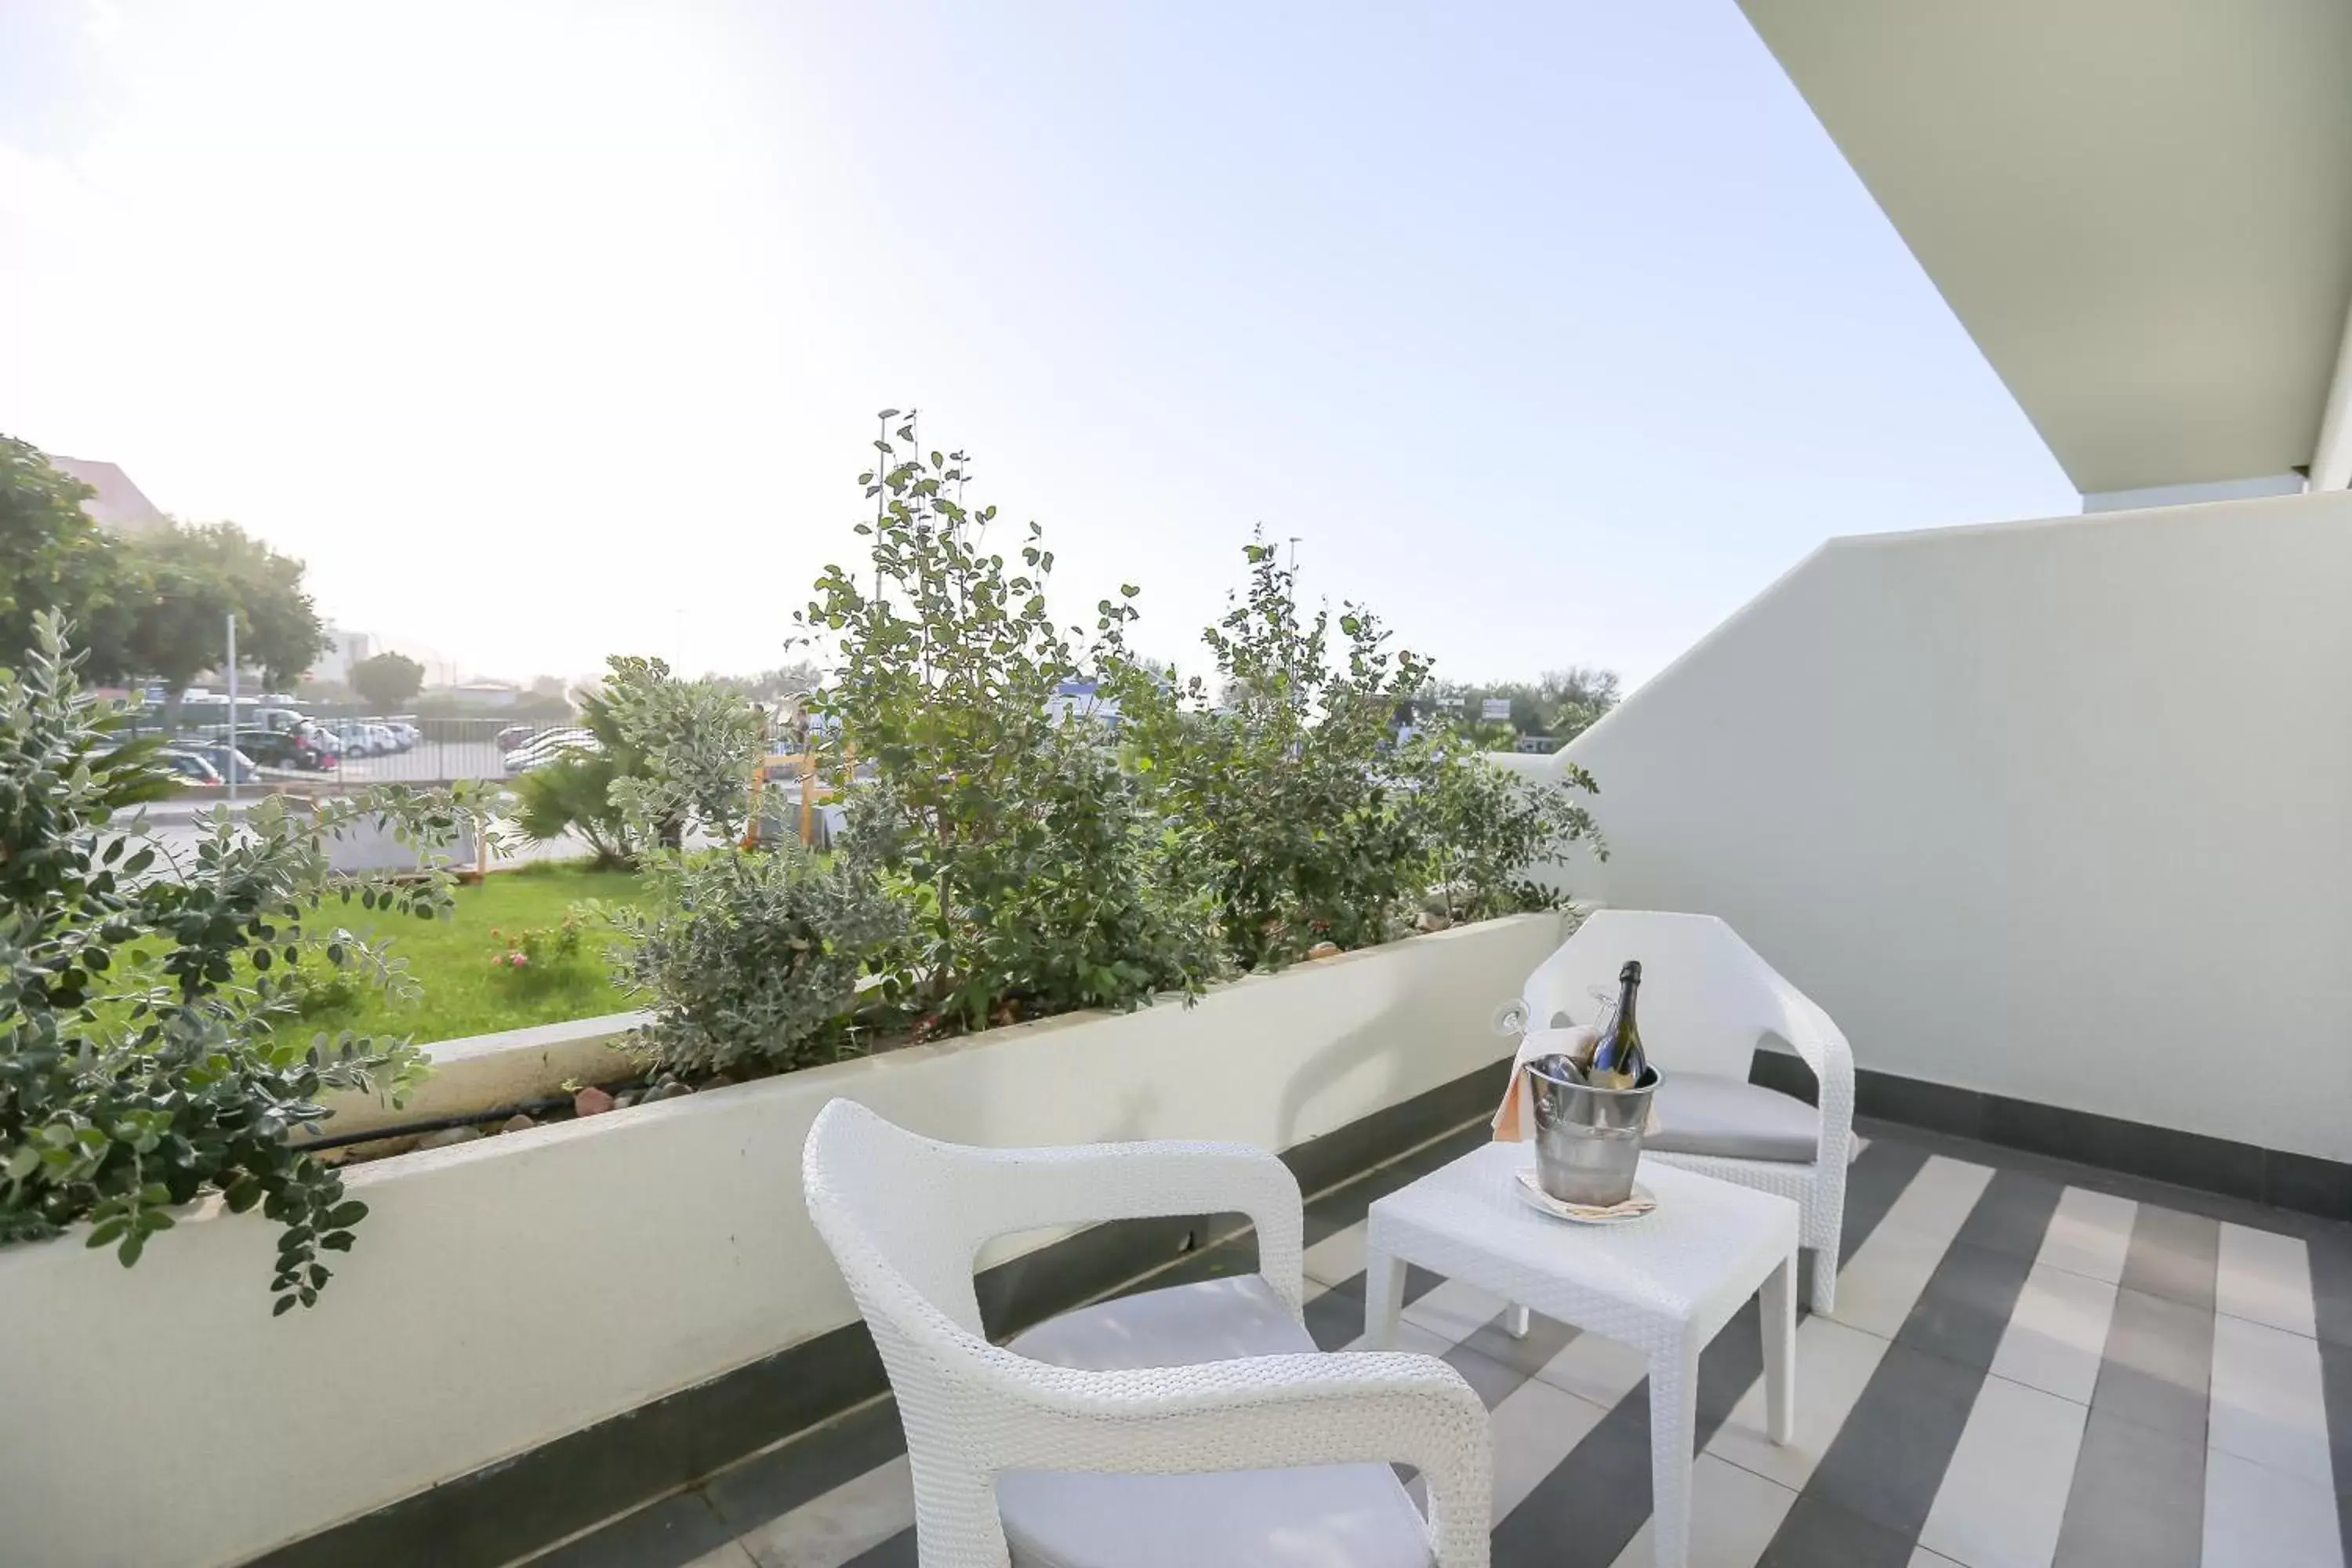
top-left (531, 1116), bottom-right (2352, 1568)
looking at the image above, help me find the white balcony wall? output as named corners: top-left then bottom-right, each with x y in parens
top-left (1548, 488), bottom-right (2352, 1162)
top-left (0, 914), bottom-right (1555, 1568)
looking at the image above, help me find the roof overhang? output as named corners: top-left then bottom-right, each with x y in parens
top-left (1736, 0), bottom-right (2352, 495)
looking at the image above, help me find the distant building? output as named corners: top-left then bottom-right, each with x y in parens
top-left (307, 630), bottom-right (373, 685)
top-left (46, 455), bottom-right (168, 537)
top-left (451, 681), bottom-right (521, 708)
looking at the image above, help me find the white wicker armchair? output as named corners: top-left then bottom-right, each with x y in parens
top-left (1519, 910), bottom-right (1856, 1312)
top-left (804, 1099), bottom-right (1493, 1568)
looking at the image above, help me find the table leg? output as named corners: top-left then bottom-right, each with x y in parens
top-left (1762, 1250), bottom-right (1797, 1445)
top-left (1503, 1303), bottom-right (1531, 1339)
top-left (1647, 1338), bottom-right (1700, 1568)
top-left (1363, 1247), bottom-right (1405, 1350)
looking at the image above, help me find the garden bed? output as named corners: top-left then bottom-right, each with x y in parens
top-left (288, 860), bottom-right (648, 1042)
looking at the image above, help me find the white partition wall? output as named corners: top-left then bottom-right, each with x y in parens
top-left (1551, 489), bottom-right (2352, 1163)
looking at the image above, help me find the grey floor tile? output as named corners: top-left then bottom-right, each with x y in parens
top-left (2122, 1203), bottom-right (2223, 1313)
top-left (528, 1494), bottom-right (740, 1568)
top-left (2320, 1320), bottom-right (2352, 1524)
top-left (2092, 1285), bottom-right (2215, 1442)
top-left (1442, 1333), bottom-right (1548, 1410)
top-left (702, 1398), bottom-right (907, 1539)
top-left (1457, 1306), bottom-right (1580, 1382)
top-left (1838, 1134), bottom-right (1936, 1266)
top-left (1898, 1236), bottom-right (2043, 1373)
top-left (1756, 1493), bottom-right (1918, 1568)
top-left (1800, 1339), bottom-right (1986, 1539)
top-left (1303, 1283), bottom-right (1371, 1351)
top-left (839, 1524), bottom-right (918, 1566)
top-left (2303, 1231), bottom-right (2352, 1349)
top-left (1490, 1398), bottom-right (1657, 1568)
top-left (2052, 1404), bottom-right (2206, 1568)
top-left (1944, 1167), bottom-right (2067, 1272)
top-left (735, 1455), bottom-right (910, 1568)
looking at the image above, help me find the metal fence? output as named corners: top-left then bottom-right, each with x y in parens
top-left (128, 710), bottom-right (595, 793)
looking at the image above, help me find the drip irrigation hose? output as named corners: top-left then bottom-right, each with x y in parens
top-left (298, 1080), bottom-right (652, 1152)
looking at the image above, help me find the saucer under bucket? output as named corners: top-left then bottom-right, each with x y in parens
top-left (1525, 1060), bottom-right (1661, 1207)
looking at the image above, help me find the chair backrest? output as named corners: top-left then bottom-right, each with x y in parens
top-left (1521, 909), bottom-right (1791, 1081)
top-left (803, 1098), bottom-right (994, 1347)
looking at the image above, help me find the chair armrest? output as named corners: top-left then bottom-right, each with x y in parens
top-left (967, 1140), bottom-right (1305, 1313)
top-left (1769, 985), bottom-right (1855, 1168)
top-left (983, 1348), bottom-right (1492, 1568)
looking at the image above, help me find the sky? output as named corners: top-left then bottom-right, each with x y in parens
top-left (0, 1), bottom-right (2075, 691)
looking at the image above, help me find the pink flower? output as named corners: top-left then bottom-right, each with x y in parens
top-left (510, 953), bottom-right (528, 968)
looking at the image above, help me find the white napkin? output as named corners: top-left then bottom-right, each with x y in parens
top-left (1491, 1025), bottom-right (1599, 1142)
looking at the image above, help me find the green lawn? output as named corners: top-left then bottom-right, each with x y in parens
top-left (296, 862), bottom-right (649, 1044)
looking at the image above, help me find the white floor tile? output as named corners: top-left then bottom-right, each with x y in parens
top-left (2035, 1189), bottom-right (2137, 1284)
top-left (1399, 1276), bottom-right (1511, 1346)
top-left (2216, 1223), bottom-right (2318, 1338)
top-left (1302, 1221), bottom-right (1367, 1289)
top-left (1911, 1552), bottom-right (1968, 1568)
top-left (2208, 1312), bottom-right (2336, 1485)
top-left (1343, 1317), bottom-right (1458, 1357)
top-left (1917, 1374), bottom-right (2088, 1568)
top-left (1603, 1453), bottom-right (1798, 1568)
top-left (1989, 1265), bottom-right (2120, 1405)
top-left (1527, 1323), bottom-right (1653, 1410)
top-left (1708, 1315), bottom-right (1891, 1491)
top-left (683, 1544), bottom-right (760, 1568)
top-left (1488, 1367), bottom-right (1613, 1519)
top-left (1885, 1156), bottom-right (1999, 1240)
top-left (1828, 1218), bottom-right (1965, 1338)
top-left (736, 1454), bottom-right (912, 1568)
top-left (2201, 1446), bottom-right (2347, 1568)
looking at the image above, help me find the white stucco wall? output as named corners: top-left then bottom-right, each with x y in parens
top-left (0, 914), bottom-right (1557, 1568)
top-left (1551, 489), bottom-right (2352, 1162)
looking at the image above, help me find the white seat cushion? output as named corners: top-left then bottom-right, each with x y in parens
top-left (1646, 1072), bottom-right (1819, 1163)
top-left (996, 1275), bottom-right (1432, 1568)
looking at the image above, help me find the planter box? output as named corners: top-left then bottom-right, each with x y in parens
top-left (0, 913), bottom-right (1565, 1568)
top-left (315, 1010), bottom-right (650, 1146)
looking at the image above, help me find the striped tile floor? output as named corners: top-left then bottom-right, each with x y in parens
top-left (531, 1119), bottom-right (2352, 1568)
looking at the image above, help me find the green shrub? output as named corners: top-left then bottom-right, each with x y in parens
top-left (1114, 537), bottom-right (1439, 970)
top-left (1411, 749), bottom-right (1604, 922)
top-left (0, 615), bottom-right (477, 1312)
top-left (511, 663), bottom-right (677, 868)
top-left (1117, 537), bottom-right (1604, 966)
top-left (796, 424), bottom-right (1219, 1030)
top-left (601, 656), bottom-right (906, 1076)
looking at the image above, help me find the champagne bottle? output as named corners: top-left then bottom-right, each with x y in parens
top-left (1586, 960), bottom-right (1647, 1090)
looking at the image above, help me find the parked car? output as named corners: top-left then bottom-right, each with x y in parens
top-left (179, 741), bottom-right (260, 783)
top-left (329, 719), bottom-right (385, 756)
top-left (155, 748), bottom-right (224, 786)
top-left (241, 728), bottom-right (337, 772)
top-left (501, 728), bottom-right (598, 773)
top-left (495, 723), bottom-right (537, 753)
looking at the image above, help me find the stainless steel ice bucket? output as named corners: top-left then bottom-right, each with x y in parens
top-left (1525, 1058), bottom-right (1661, 1207)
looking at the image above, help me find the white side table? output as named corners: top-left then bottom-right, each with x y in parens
top-left (1363, 1144), bottom-right (1799, 1568)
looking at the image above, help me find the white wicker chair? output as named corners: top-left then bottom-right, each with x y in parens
top-left (1519, 909), bottom-right (1856, 1312)
top-left (803, 1098), bottom-right (1494, 1568)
